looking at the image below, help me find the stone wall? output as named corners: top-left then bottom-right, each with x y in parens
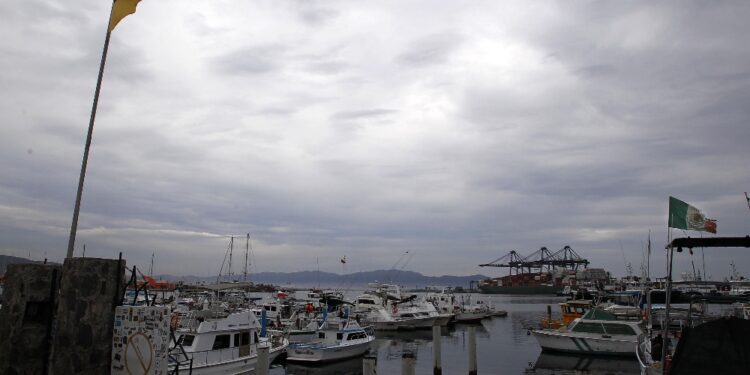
top-left (50, 257), bottom-right (125, 375)
top-left (0, 263), bottom-right (61, 375)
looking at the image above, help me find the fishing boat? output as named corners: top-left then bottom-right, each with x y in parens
top-left (540, 300), bottom-right (593, 329)
top-left (532, 308), bottom-right (644, 356)
top-left (169, 310), bottom-right (288, 374)
top-left (286, 321), bottom-right (375, 363)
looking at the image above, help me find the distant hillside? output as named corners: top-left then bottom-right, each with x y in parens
top-left (0, 255), bottom-right (52, 274)
top-left (157, 269), bottom-right (489, 289)
top-left (0, 255), bottom-right (488, 288)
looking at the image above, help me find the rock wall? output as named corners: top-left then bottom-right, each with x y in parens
top-left (50, 257), bottom-right (125, 375)
top-left (0, 263), bottom-right (61, 375)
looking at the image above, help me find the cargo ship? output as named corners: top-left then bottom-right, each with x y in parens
top-left (477, 246), bottom-right (597, 295)
top-left (478, 272), bottom-right (561, 295)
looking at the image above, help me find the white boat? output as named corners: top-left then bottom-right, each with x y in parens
top-left (286, 321), bottom-right (375, 363)
top-left (169, 309), bottom-right (288, 374)
top-left (354, 292), bottom-right (426, 331)
top-left (532, 308), bottom-right (644, 356)
top-left (454, 307), bottom-right (488, 323)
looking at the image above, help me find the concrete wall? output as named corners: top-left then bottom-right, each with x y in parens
top-left (0, 264), bottom-right (61, 375)
top-left (50, 257), bottom-right (125, 375)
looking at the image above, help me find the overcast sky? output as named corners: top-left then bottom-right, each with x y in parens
top-left (1, 1), bottom-right (749, 280)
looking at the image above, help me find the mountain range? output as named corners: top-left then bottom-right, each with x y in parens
top-left (163, 269), bottom-right (490, 289)
top-left (0, 255), bottom-right (488, 289)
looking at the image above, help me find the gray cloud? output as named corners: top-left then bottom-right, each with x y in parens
top-left (396, 32), bottom-right (465, 67)
top-left (331, 109), bottom-right (397, 120)
top-left (213, 45), bottom-right (286, 76)
top-left (1, 0), bottom-right (749, 280)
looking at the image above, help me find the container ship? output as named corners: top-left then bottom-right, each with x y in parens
top-left (477, 246), bottom-right (600, 295)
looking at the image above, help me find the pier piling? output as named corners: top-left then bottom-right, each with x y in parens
top-left (401, 350), bottom-right (416, 375)
top-left (363, 353), bottom-right (378, 375)
top-left (468, 326), bottom-right (477, 375)
top-left (433, 325), bottom-right (442, 375)
top-left (257, 345), bottom-right (269, 375)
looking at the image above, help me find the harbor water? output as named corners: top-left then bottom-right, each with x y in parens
top-left (269, 293), bottom-right (641, 375)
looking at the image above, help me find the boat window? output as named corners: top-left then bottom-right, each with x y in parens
top-left (318, 332), bottom-right (326, 339)
top-left (241, 332), bottom-right (250, 345)
top-left (571, 322), bottom-right (605, 334)
top-left (234, 333), bottom-right (240, 347)
top-left (337, 333), bottom-right (343, 340)
top-left (253, 332), bottom-right (258, 344)
top-left (178, 334), bottom-right (195, 347)
top-left (212, 334), bottom-right (231, 350)
top-left (602, 323), bottom-right (636, 335)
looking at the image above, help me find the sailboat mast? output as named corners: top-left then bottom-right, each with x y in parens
top-left (228, 236), bottom-right (234, 279)
top-left (646, 230), bottom-right (651, 281)
top-left (244, 233), bottom-right (249, 282)
top-left (149, 252), bottom-right (154, 276)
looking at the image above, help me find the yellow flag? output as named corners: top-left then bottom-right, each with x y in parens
top-left (108, 0), bottom-right (142, 32)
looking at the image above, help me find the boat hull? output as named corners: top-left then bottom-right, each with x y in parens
top-left (174, 344), bottom-right (285, 375)
top-left (478, 285), bottom-right (560, 295)
top-left (532, 330), bottom-right (637, 356)
top-left (454, 311), bottom-right (487, 323)
top-left (286, 340), bottom-right (373, 363)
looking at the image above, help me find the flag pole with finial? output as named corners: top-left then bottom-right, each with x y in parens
top-left (66, 0), bottom-right (142, 258)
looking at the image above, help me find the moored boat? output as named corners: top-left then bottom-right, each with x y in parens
top-left (169, 310), bottom-right (288, 374)
top-left (532, 308), bottom-right (643, 356)
top-left (286, 321), bottom-right (375, 363)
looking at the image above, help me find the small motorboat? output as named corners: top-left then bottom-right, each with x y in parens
top-left (532, 308), bottom-right (643, 356)
top-left (286, 320), bottom-right (375, 363)
top-left (169, 309), bottom-right (288, 374)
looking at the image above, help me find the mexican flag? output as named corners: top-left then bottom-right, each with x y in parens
top-left (668, 196), bottom-right (717, 233)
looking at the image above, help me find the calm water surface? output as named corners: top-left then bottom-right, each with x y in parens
top-left (269, 293), bottom-right (641, 374)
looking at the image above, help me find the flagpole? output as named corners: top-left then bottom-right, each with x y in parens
top-left (661, 219), bottom-right (673, 372)
top-left (66, 1), bottom-right (116, 259)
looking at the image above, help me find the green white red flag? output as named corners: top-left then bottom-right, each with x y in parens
top-left (668, 196), bottom-right (716, 233)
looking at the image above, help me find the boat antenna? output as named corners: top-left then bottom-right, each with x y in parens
top-left (148, 251), bottom-right (154, 276)
top-left (745, 192), bottom-right (750, 210)
top-left (619, 241), bottom-right (632, 279)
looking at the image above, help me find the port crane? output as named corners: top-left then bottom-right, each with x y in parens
top-left (479, 246), bottom-right (590, 275)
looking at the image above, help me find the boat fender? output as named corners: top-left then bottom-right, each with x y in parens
top-left (526, 329), bottom-right (531, 336)
top-left (392, 304), bottom-right (398, 314)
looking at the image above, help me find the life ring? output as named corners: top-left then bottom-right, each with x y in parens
top-left (170, 313), bottom-right (180, 330)
top-left (305, 303), bottom-right (314, 314)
